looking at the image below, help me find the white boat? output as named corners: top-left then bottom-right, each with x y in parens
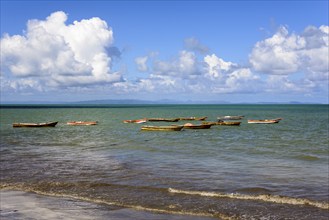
top-left (67, 121), bottom-right (98, 126)
top-left (247, 118), bottom-right (282, 124)
top-left (123, 119), bottom-right (147, 124)
top-left (217, 115), bottom-right (244, 120)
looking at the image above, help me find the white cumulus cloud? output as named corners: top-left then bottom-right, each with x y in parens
top-left (249, 25), bottom-right (329, 78)
top-left (204, 54), bottom-right (236, 79)
top-left (124, 51), bottom-right (262, 96)
top-left (0, 11), bottom-right (122, 91)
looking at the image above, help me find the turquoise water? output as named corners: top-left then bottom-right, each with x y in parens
top-left (0, 104), bottom-right (328, 219)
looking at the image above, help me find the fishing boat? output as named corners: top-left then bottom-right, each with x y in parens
top-left (13, 121), bottom-right (58, 127)
top-left (141, 125), bottom-right (184, 131)
top-left (179, 116), bottom-right (208, 121)
top-left (123, 119), bottom-right (147, 124)
top-left (216, 121), bottom-right (241, 126)
top-left (66, 121), bottom-right (98, 126)
top-left (247, 118), bottom-right (282, 124)
top-left (183, 123), bottom-right (212, 129)
top-left (217, 115), bottom-right (244, 120)
top-left (203, 121), bottom-right (241, 126)
top-left (147, 118), bottom-right (180, 122)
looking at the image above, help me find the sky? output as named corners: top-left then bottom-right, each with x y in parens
top-left (1, 0), bottom-right (328, 103)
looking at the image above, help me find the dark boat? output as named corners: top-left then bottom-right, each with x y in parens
top-left (13, 121), bottom-right (58, 127)
top-left (216, 121), bottom-right (241, 126)
top-left (141, 125), bottom-right (184, 131)
top-left (179, 116), bottom-right (208, 121)
top-left (147, 118), bottom-right (180, 122)
top-left (203, 121), bottom-right (241, 126)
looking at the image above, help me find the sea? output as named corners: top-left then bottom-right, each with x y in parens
top-left (0, 104), bottom-right (328, 220)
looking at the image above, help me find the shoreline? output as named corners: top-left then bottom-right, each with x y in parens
top-left (0, 190), bottom-right (218, 220)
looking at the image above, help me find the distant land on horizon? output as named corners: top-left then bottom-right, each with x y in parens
top-left (0, 99), bottom-right (324, 105)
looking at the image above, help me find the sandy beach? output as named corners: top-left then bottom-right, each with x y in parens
top-left (0, 190), bottom-right (217, 220)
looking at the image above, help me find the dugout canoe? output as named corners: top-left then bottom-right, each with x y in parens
top-left (13, 121), bottom-right (58, 127)
top-left (247, 118), bottom-right (282, 124)
top-left (141, 125), bottom-right (183, 131)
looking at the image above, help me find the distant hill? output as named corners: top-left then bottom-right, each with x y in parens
top-left (72, 99), bottom-right (322, 105)
top-left (73, 99), bottom-right (157, 104)
top-left (0, 99), bottom-right (323, 105)
top-left (72, 99), bottom-right (232, 104)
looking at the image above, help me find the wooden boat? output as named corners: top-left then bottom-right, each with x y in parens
top-left (247, 118), bottom-right (282, 124)
top-left (66, 121), bottom-right (98, 126)
top-left (216, 121), bottom-right (241, 126)
top-left (123, 119), bottom-right (147, 124)
top-left (179, 116), bottom-right (208, 121)
top-left (203, 121), bottom-right (241, 126)
top-left (147, 118), bottom-right (180, 122)
top-left (13, 121), bottom-right (58, 127)
top-left (183, 123), bottom-right (212, 129)
top-left (141, 125), bottom-right (183, 131)
top-left (217, 115), bottom-right (244, 120)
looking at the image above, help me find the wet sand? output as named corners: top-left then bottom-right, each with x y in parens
top-left (0, 190), bottom-right (218, 220)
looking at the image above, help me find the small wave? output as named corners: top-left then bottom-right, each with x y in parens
top-left (168, 188), bottom-right (329, 210)
top-left (0, 184), bottom-right (235, 220)
top-left (295, 155), bottom-right (320, 161)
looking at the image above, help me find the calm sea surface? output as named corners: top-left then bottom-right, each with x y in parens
top-left (1, 104), bottom-right (328, 219)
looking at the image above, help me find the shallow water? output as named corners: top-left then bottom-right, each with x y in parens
top-left (0, 104), bottom-right (328, 219)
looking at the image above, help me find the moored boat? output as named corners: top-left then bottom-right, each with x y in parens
top-left (66, 121), bottom-right (98, 126)
top-left (147, 118), bottom-right (180, 122)
top-left (13, 121), bottom-right (58, 127)
top-left (179, 116), bottom-right (208, 121)
top-left (247, 118), bottom-right (282, 124)
top-left (217, 121), bottom-right (241, 126)
top-left (217, 115), bottom-right (244, 120)
top-left (123, 119), bottom-right (147, 124)
top-left (183, 123), bottom-right (212, 129)
top-left (141, 125), bottom-right (184, 131)
top-left (203, 121), bottom-right (241, 126)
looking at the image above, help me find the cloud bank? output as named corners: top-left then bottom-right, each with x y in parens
top-left (127, 25), bottom-right (328, 97)
top-left (1, 11), bottom-right (328, 102)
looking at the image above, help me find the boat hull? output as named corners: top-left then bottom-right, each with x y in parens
top-left (66, 121), bottom-right (98, 126)
top-left (204, 121), bottom-right (241, 126)
top-left (183, 123), bottom-right (212, 129)
top-left (247, 118), bottom-right (282, 124)
top-left (123, 119), bottom-right (147, 124)
top-left (141, 125), bottom-right (183, 131)
top-left (179, 117), bottom-right (208, 121)
top-left (217, 116), bottom-right (244, 120)
top-left (13, 122), bottom-right (58, 127)
top-left (247, 120), bottom-right (279, 124)
top-left (147, 118), bottom-right (180, 122)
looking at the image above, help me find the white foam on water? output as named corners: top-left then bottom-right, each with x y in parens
top-left (168, 188), bottom-right (329, 210)
top-left (0, 188), bottom-right (229, 220)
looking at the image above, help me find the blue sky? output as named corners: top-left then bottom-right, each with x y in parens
top-left (1, 0), bottom-right (328, 103)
